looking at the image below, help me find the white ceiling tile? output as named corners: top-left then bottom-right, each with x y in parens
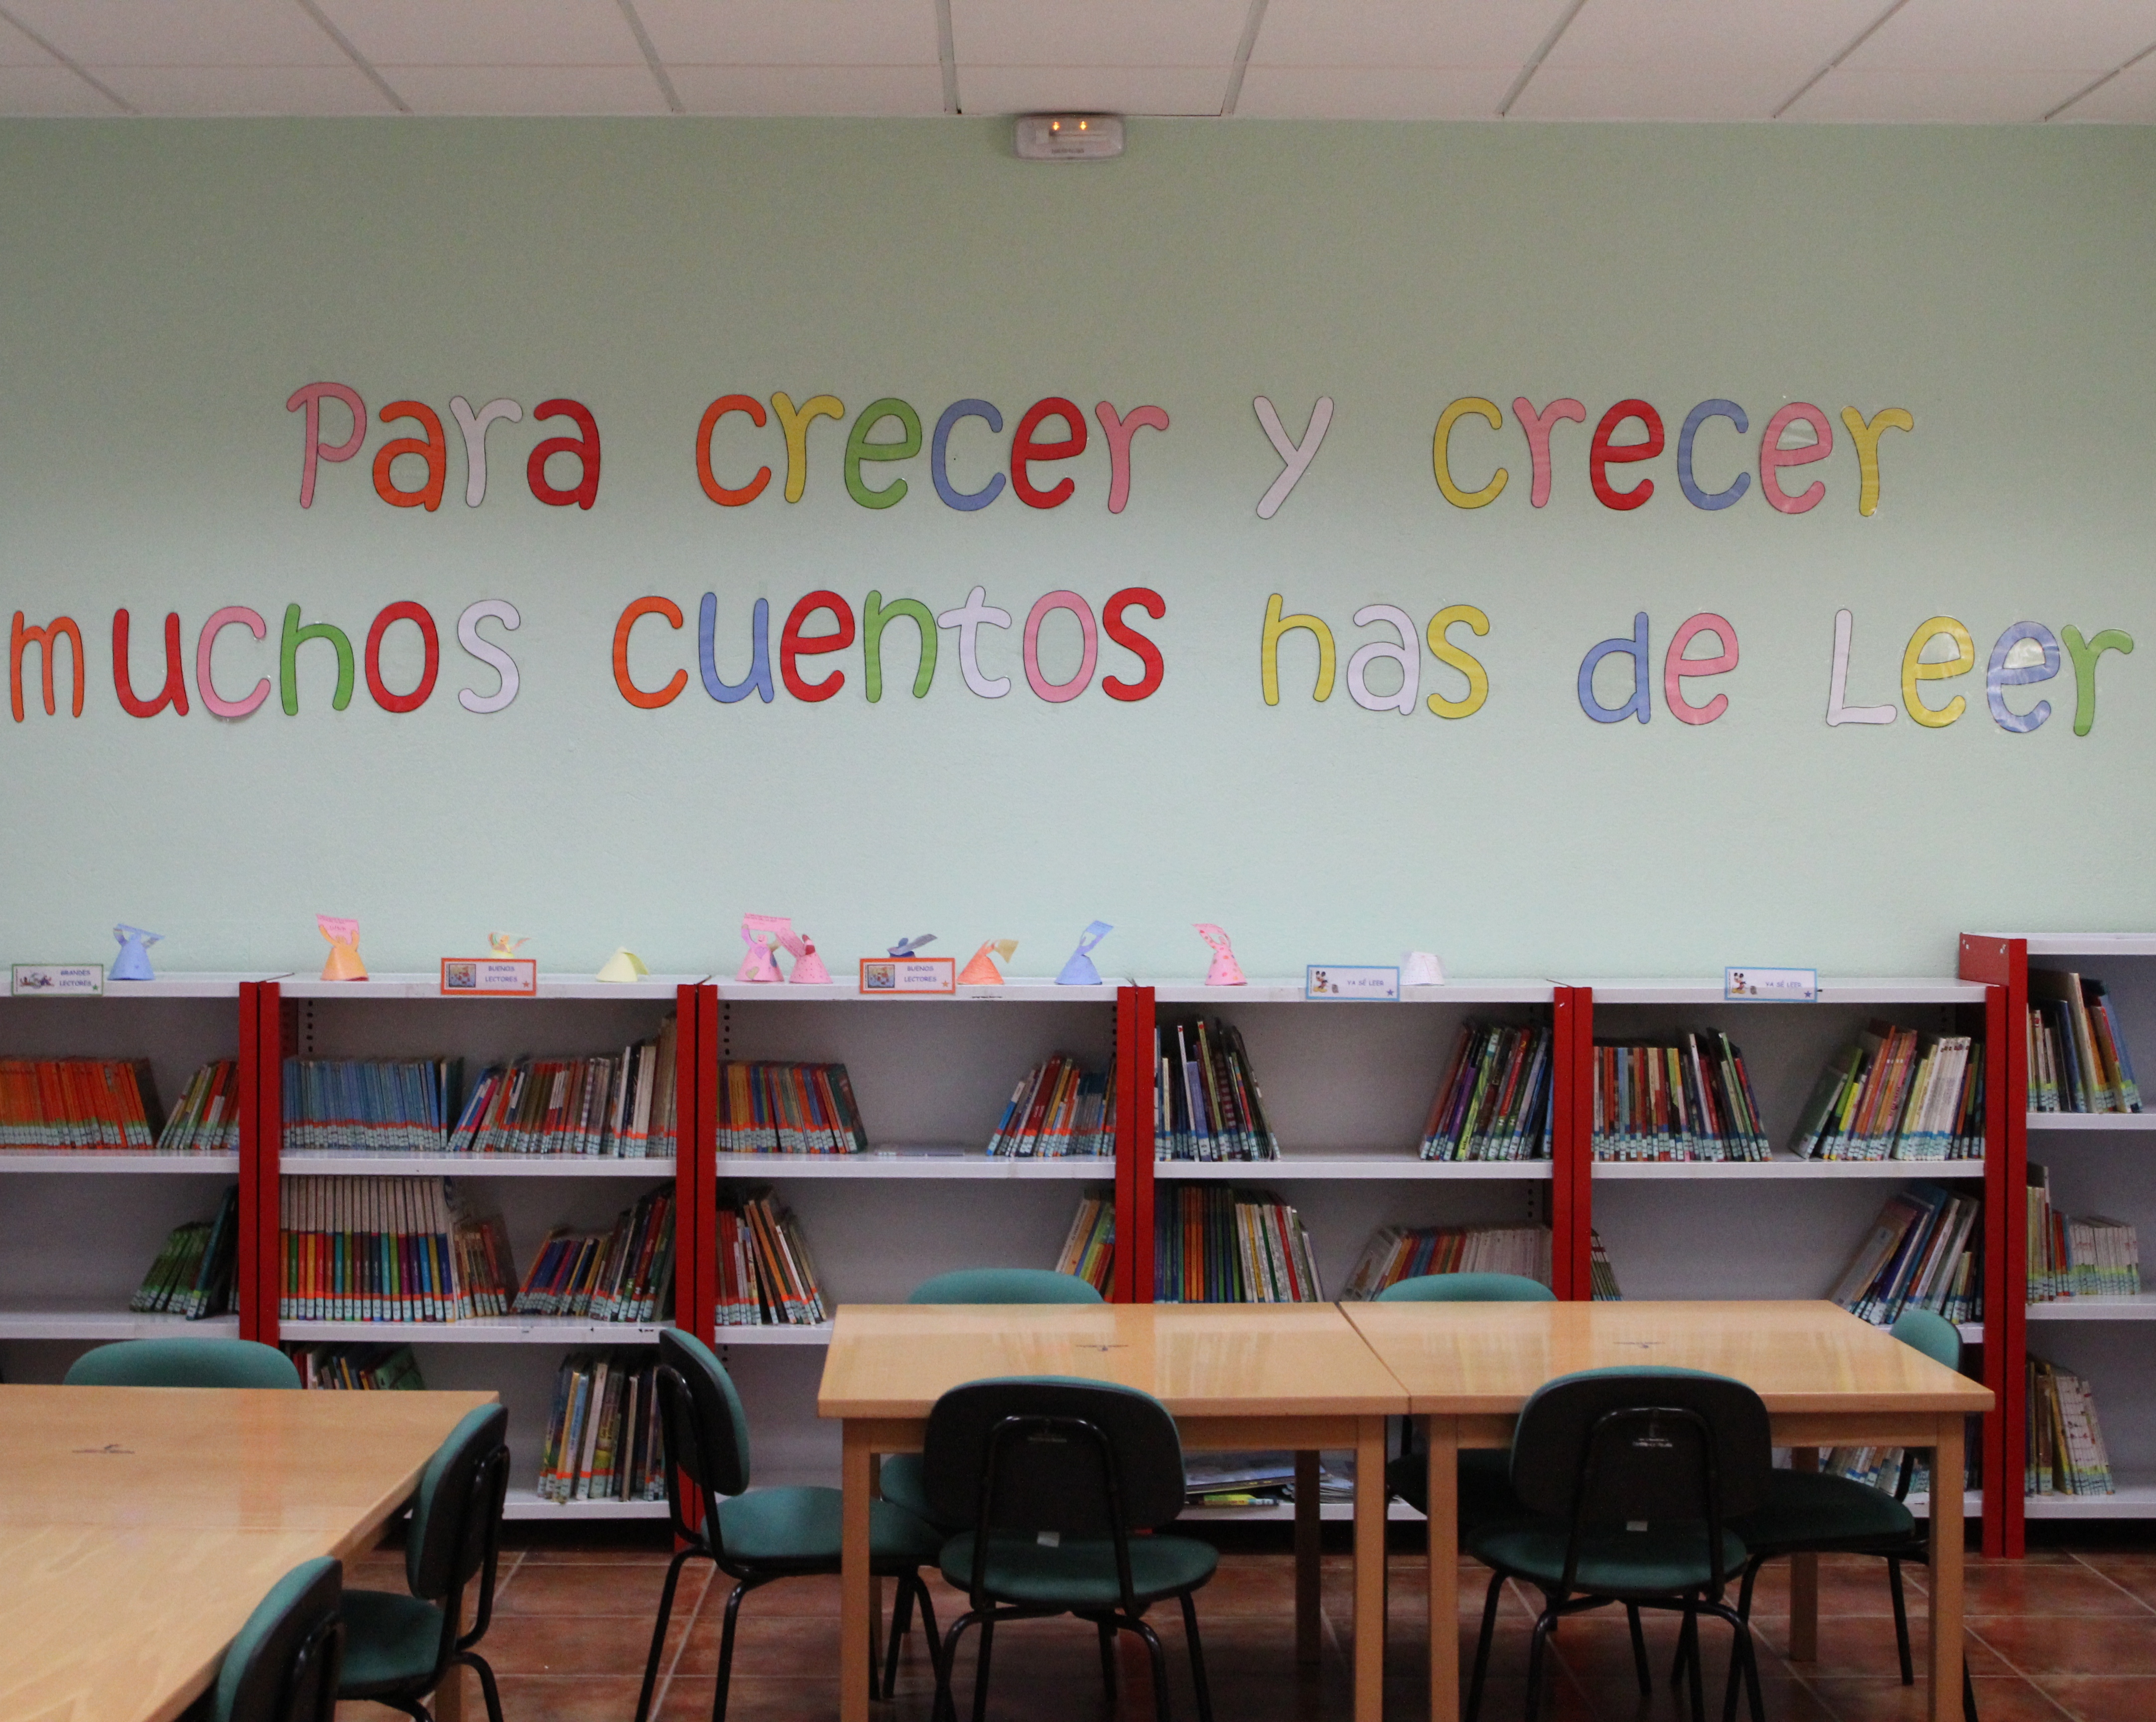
top-left (1784, 66), bottom-right (2095, 121)
top-left (0, 64), bottom-right (122, 113)
top-left (385, 64), bottom-right (669, 113)
top-left (93, 63), bottom-right (393, 114)
top-left (961, 64), bottom-right (1226, 114)
top-left (1511, 64), bottom-right (1795, 120)
top-left (1846, 0), bottom-right (2156, 72)
top-left (1542, 0), bottom-right (1882, 77)
top-left (671, 63), bottom-right (944, 114)
top-left (1234, 65), bottom-right (1514, 118)
top-left (2052, 57), bottom-right (2156, 119)
top-left (951, 0), bottom-right (1248, 68)
top-left (1, 0), bottom-right (349, 67)
top-left (315, 0), bottom-right (643, 68)
top-left (635, 0), bottom-right (939, 68)
top-left (1252, 0), bottom-right (1573, 68)
top-left (0, 11), bottom-right (54, 65)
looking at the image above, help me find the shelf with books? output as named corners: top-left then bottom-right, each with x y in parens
top-left (0, 1301), bottom-right (243, 1341)
top-left (1593, 1155), bottom-right (1986, 1181)
top-left (278, 1315), bottom-right (672, 1344)
top-left (0, 1153), bottom-right (242, 1173)
top-left (1159, 1153), bottom-right (1552, 1182)
top-left (2023, 1476), bottom-right (2156, 1518)
top-left (279, 974), bottom-right (709, 1003)
top-left (711, 1149), bottom-right (1107, 1180)
top-left (280, 1153), bottom-right (677, 1177)
top-left (503, 1490), bottom-right (669, 1522)
top-left (2027, 1295), bottom-right (2156, 1321)
top-left (2025, 1113), bottom-right (2156, 1132)
top-left (713, 979), bottom-right (1121, 1005)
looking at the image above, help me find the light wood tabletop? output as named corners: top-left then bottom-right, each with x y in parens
top-left (0, 1384), bottom-right (496, 1722)
top-left (820, 1302), bottom-right (1407, 1722)
top-left (1342, 1299), bottom-right (1994, 1722)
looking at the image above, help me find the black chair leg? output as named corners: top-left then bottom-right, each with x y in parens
top-left (912, 1579), bottom-right (941, 1693)
top-left (1888, 1557), bottom-right (1915, 1684)
top-left (1964, 1654), bottom-right (1981, 1722)
top-left (1464, 1571), bottom-right (1507, 1722)
top-left (1180, 1589), bottom-right (1214, 1722)
top-left (712, 1581), bottom-right (747, 1722)
top-left (1680, 1603), bottom-right (1706, 1722)
top-left (1136, 1618), bottom-right (1175, 1722)
top-left (1098, 1619), bottom-right (1120, 1706)
top-left (1627, 1602), bottom-right (1651, 1694)
top-left (455, 1651), bottom-right (507, 1722)
top-left (633, 1546), bottom-right (699, 1722)
top-left (933, 1614), bottom-right (979, 1722)
top-left (1524, 1611), bottom-right (1556, 1722)
top-left (882, 1573), bottom-right (918, 1698)
top-left (971, 1617), bottom-right (996, 1722)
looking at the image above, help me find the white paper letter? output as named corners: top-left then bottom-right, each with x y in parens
top-left (937, 585), bottom-right (1013, 699)
top-left (1253, 395), bottom-right (1333, 519)
top-left (1826, 608), bottom-right (1895, 726)
top-left (450, 397), bottom-right (523, 507)
top-left (1347, 604), bottom-right (1419, 715)
top-left (457, 599), bottom-right (521, 714)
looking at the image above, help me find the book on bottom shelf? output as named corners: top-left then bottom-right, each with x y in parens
top-left (131, 1185), bottom-right (239, 1317)
top-left (536, 1350), bottom-right (668, 1503)
top-left (287, 1342), bottom-right (425, 1389)
top-left (1152, 1186), bottom-right (1320, 1301)
top-left (1340, 1222), bottom-right (1552, 1299)
top-left (2027, 1163), bottom-right (2143, 1301)
top-left (1827, 1185), bottom-right (1983, 1326)
top-left (714, 1187), bottom-right (828, 1325)
top-left (1589, 1230), bottom-right (1623, 1301)
top-left (2027, 1355), bottom-right (2115, 1497)
top-left (1053, 1193), bottom-right (1116, 1293)
top-left (278, 1175), bottom-right (517, 1320)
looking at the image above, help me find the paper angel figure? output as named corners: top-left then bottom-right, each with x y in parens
top-left (111, 924), bottom-right (163, 983)
top-left (887, 934), bottom-right (937, 959)
top-left (317, 915), bottom-right (367, 983)
top-left (737, 913), bottom-right (790, 983)
top-left (487, 933), bottom-right (530, 956)
top-left (1194, 924), bottom-right (1246, 987)
top-left (1056, 921), bottom-right (1113, 987)
top-left (595, 948), bottom-right (649, 984)
top-left (1400, 951), bottom-right (1446, 986)
top-left (777, 926), bottom-right (832, 986)
top-left (959, 939), bottom-right (1018, 985)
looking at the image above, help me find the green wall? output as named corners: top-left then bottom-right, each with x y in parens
top-left (1, 118), bottom-right (2151, 980)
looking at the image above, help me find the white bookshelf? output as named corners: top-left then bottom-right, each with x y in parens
top-left (2027, 1112), bottom-right (2156, 1132)
top-left (503, 1488), bottom-right (668, 1521)
top-left (280, 1316), bottom-right (673, 1344)
top-left (0, 1153), bottom-right (241, 1174)
top-left (281, 1153), bottom-right (676, 1178)
top-left (0, 1301), bottom-right (242, 1340)
top-left (714, 1149), bottom-right (1106, 1180)
top-left (1593, 1156), bottom-right (1984, 1181)
top-left (2028, 1296), bottom-right (2156, 1320)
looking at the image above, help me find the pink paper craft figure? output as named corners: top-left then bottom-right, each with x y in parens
top-left (737, 913), bottom-right (791, 983)
top-left (959, 939), bottom-right (1018, 985)
top-left (1195, 924), bottom-right (1246, 986)
top-left (317, 914), bottom-right (367, 983)
top-left (777, 926), bottom-right (832, 985)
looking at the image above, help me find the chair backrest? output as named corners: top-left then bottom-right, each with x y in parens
top-left (63, 1337), bottom-right (300, 1389)
top-left (909, 1267), bottom-right (1105, 1304)
top-left (1375, 1272), bottom-right (1555, 1303)
top-left (1890, 1308), bottom-right (1962, 1371)
top-left (921, 1376), bottom-right (1184, 1536)
top-left (406, 1404), bottom-right (510, 1602)
top-left (1511, 1367), bottom-right (1772, 1524)
top-left (212, 1557), bottom-right (342, 1722)
top-left (656, 1328), bottom-right (752, 1498)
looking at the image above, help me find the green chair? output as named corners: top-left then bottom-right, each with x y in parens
top-left (630, 1329), bottom-right (943, 1722)
top-left (64, 1337), bottom-right (300, 1389)
top-left (1464, 1367), bottom-right (1771, 1722)
top-left (336, 1403), bottom-right (510, 1722)
top-left (923, 1376), bottom-right (1216, 1722)
top-left (211, 1557), bottom-right (342, 1722)
top-left (1686, 1307), bottom-right (1980, 1722)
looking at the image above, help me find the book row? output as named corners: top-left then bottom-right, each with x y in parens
top-left (278, 1176), bottom-right (517, 1321)
top-left (1420, 1022), bottom-right (1554, 1162)
top-left (1793, 1027), bottom-right (1985, 1161)
top-left (1590, 1035), bottom-right (1771, 1162)
top-left (715, 1189), bottom-right (828, 1326)
top-left (1052, 1193), bottom-right (1116, 1294)
top-left (2026, 1164), bottom-right (2144, 1301)
top-left (2026, 970), bottom-right (2143, 1115)
top-left (2028, 1354), bottom-right (2115, 1497)
top-left (988, 1054), bottom-right (1117, 1158)
top-left (514, 1187), bottom-right (676, 1322)
top-left (536, 1350), bottom-right (669, 1504)
top-left (1340, 1222), bottom-right (1556, 1299)
top-left (0, 1057), bottom-right (160, 1152)
top-left (131, 1186), bottom-right (239, 1318)
top-left (1153, 1017), bottom-right (1281, 1162)
top-left (1828, 1186), bottom-right (1984, 1326)
top-left (1152, 1186), bottom-right (1322, 1302)
top-left (287, 1341), bottom-right (425, 1390)
top-left (715, 1061), bottom-right (868, 1156)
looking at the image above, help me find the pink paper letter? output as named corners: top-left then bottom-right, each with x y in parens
top-left (1094, 402), bottom-right (1170, 514)
top-left (197, 606), bottom-right (271, 718)
top-left (1512, 398), bottom-right (1586, 509)
top-left (286, 383), bottom-right (366, 509)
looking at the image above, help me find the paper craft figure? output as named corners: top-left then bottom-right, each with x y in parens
top-left (595, 948), bottom-right (649, 984)
top-left (1401, 951), bottom-right (1446, 986)
top-left (317, 915), bottom-right (367, 983)
top-left (887, 934), bottom-right (937, 959)
top-left (737, 913), bottom-right (791, 983)
top-left (777, 926), bottom-right (832, 986)
top-left (1194, 924), bottom-right (1246, 987)
top-left (487, 933), bottom-right (530, 956)
top-left (111, 925), bottom-right (163, 982)
top-left (1056, 921), bottom-right (1113, 987)
top-left (959, 939), bottom-right (1018, 985)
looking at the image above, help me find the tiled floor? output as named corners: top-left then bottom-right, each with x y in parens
top-left (339, 1537), bottom-right (2156, 1722)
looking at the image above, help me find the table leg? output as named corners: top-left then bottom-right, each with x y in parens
top-left (1355, 1415), bottom-right (1386, 1722)
top-left (1426, 1417), bottom-right (1459, 1722)
top-left (866, 1455), bottom-right (884, 1689)
top-left (1294, 1449), bottom-right (1321, 1667)
top-left (1789, 1446), bottom-right (1819, 1662)
top-left (842, 1422), bottom-right (873, 1722)
top-left (434, 1666), bottom-right (464, 1722)
top-left (1927, 1415), bottom-right (1965, 1722)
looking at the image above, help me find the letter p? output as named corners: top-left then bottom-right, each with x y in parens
top-left (286, 382), bottom-right (367, 508)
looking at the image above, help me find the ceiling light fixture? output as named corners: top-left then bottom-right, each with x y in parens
top-left (1014, 115), bottom-right (1125, 161)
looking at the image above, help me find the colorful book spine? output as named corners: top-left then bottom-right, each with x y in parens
top-left (1591, 1034), bottom-right (1769, 1161)
top-left (1153, 1019), bottom-right (1279, 1162)
top-left (1053, 1193), bottom-right (1117, 1293)
top-left (278, 1175), bottom-right (514, 1321)
top-left (508, 1186), bottom-right (676, 1321)
top-left (987, 1054), bottom-right (1117, 1156)
top-left (714, 1187), bottom-right (829, 1325)
top-left (1829, 1184), bottom-right (1984, 1325)
top-left (1340, 1222), bottom-right (1554, 1298)
top-left (715, 1060), bottom-right (867, 1154)
top-left (536, 1350), bottom-right (669, 1504)
top-left (1420, 1021), bottom-right (1555, 1160)
top-left (0, 1057), bottom-right (159, 1152)
top-left (287, 1342), bottom-right (426, 1389)
top-left (1151, 1186), bottom-right (1321, 1301)
top-left (130, 1185), bottom-right (240, 1317)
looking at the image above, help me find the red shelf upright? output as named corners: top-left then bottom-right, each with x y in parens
top-left (1551, 986), bottom-right (1593, 1301)
top-left (1114, 986), bottom-right (1156, 1304)
top-left (1960, 937), bottom-right (2028, 1558)
top-left (680, 982), bottom-right (716, 1345)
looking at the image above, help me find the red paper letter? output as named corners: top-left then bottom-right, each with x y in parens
top-left (780, 591), bottom-right (856, 703)
top-left (1102, 587), bottom-right (1166, 702)
top-left (1588, 400), bottom-right (1664, 511)
top-left (1011, 397), bottom-right (1088, 510)
top-left (528, 398), bottom-right (601, 509)
top-left (365, 602), bottom-right (441, 713)
top-left (371, 401), bottom-right (447, 511)
top-left (112, 609), bottom-right (190, 718)
top-left (11, 613), bottom-right (83, 721)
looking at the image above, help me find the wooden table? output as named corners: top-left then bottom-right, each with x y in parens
top-left (818, 1302), bottom-right (1408, 1722)
top-left (0, 1384), bottom-right (497, 1722)
top-left (1343, 1299), bottom-right (1995, 1722)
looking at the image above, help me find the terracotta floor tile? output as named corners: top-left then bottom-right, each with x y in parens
top-left (1958, 1562), bottom-right (2156, 1618)
top-left (2068, 1555), bottom-right (2156, 1614)
top-left (477, 1674), bottom-right (654, 1722)
top-left (1752, 1611), bottom-right (2011, 1678)
top-left (655, 1676), bottom-right (849, 1722)
top-left (1806, 1674), bottom-right (2072, 1722)
top-left (1972, 1614), bottom-right (2156, 1677)
top-left (495, 1557), bottom-right (710, 1616)
top-left (479, 1609), bottom-right (689, 1677)
top-left (2033, 1674), bottom-right (2156, 1722)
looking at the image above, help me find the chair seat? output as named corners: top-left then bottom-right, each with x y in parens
top-left (939, 1531), bottom-right (1219, 1611)
top-left (337, 1588), bottom-right (445, 1697)
top-left (878, 1452), bottom-right (941, 1527)
top-left (717, 1484), bottom-right (943, 1572)
top-left (1468, 1520), bottom-right (1750, 1598)
top-left (1387, 1447), bottom-right (1525, 1532)
top-left (1728, 1468), bottom-right (1917, 1557)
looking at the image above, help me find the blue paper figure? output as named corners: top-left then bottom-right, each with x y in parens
top-left (1056, 921), bottom-right (1113, 986)
top-left (887, 934), bottom-right (938, 959)
top-left (112, 924), bottom-right (163, 982)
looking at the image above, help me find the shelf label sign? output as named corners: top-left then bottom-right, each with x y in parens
top-left (10, 964), bottom-right (103, 996)
top-left (859, 957), bottom-right (955, 995)
top-left (440, 958), bottom-right (538, 996)
top-left (1724, 966), bottom-right (1817, 1002)
top-left (1305, 964), bottom-right (1399, 1001)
